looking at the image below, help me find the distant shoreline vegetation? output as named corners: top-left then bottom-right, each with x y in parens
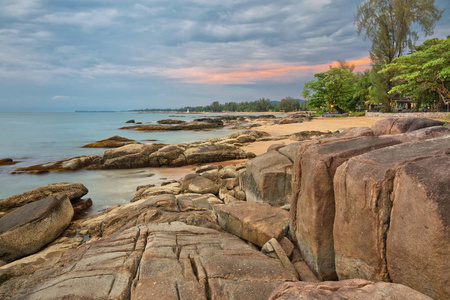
top-left (131, 97), bottom-right (306, 113)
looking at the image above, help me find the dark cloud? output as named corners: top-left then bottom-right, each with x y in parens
top-left (0, 0), bottom-right (448, 111)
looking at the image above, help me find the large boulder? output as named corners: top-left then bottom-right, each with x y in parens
top-left (148, 144), bottom-right (186, 167)
top-left (215, 202), bottom-right (289, 247)
top-left (102, 144), bottom-right (159, 169)
top-left (0, 195), bottom-right (74, 265)
top-left (244, 150), bottom-right (293, 206)
top-left (184, 144), bottom-right (255, 165)
top-left (371, 117), bottom-right (444, 136)
top-left (0, 182), bottom-right (88, 211)
top-left (188, 176), bottom-right (220, 195)
top-left (333, 136), bottom-right (450, 283)
top-left (291, 136), bottom-right (401, 280)
top-left (269, 279), bottom-right (433, 300)
top-left (386, 156), bottom-right (450, 300)
top-left (15, 155), bottom-right (101, 173)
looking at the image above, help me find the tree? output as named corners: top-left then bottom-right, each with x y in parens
top-left (353, 69), bottom-right (373, 110)
top-left (278, 97), bottom-right (300, 112)
top-left (302, 67), bottom-right (356, 113)
top-left (355, 0), bottom-right (443, 110)
top-left (381, 36), bottom-right (450, 110)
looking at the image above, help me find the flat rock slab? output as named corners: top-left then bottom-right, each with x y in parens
top-left (216, 202), bottom-right (289, 247)
top-left (1, 222), bottom-right (297, 299)
top-left (0, 195), bottom-right (74, 265)
top-left (269, 279), bottom-right (433, 300)
top-left (0, 182), bottom-right (88, 211)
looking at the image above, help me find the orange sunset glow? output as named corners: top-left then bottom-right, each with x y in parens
top-left (166, 56), bottom-right (372, 85)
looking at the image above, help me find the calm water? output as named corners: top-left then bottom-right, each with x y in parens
top-left (0, 112), bottom-right (233, 215)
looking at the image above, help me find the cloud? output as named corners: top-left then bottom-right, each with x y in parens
top-left (35, 9), bottom-right (119, 29)
top-left (1, 0), bottom-right (41, 18)
top-left (52, 95), bottom-right (70, 100)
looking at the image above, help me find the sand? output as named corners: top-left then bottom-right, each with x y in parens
top-left (241, 116), bottom-right (386, 156)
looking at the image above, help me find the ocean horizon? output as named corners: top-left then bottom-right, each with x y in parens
top-left (0, 112), bottom-right (234, 215)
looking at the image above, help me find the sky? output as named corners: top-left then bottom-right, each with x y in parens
top-left (0, 0), bottom-right (449, 112)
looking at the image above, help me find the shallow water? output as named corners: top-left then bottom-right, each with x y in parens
top-left (0, 112), bottom-right (233, 215)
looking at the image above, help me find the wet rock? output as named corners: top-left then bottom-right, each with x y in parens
top-left (82, 136), bottom-right (137, 148)
top-left (125, 119), bottom-right (135, 123)
top-left (371, 117), bottom-right (444, 136)
top-left (120, 119), bottom-right (224, 131)
top-left (216, 202), bottom-right (289, 247)
top-left (269, 279), bottom-right (433, 300)
top-left (0, 195), bottom-right (73, 265)
top-left (71, 198), bottom-right (93, 219)
top-left (102, 144), bottom-right (160, 169)
top-left (156, 119), bottom-right (186, 124)
top-left (0, 182), bottom-right (88, 211)
top-left (15, 155), bottom-right (102, 173)
top-left (0, 158), bottom-right (19, 166)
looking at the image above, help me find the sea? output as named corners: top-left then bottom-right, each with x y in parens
top-left (0, 112), bottom-right (235, 215)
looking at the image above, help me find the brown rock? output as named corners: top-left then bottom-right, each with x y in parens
top-left (0, 158), bottom-right (19, 166)
top-left (185, 143), bottom-right (255, 165)
top-left (102, 144), bottom-right (159, 169)
top-left (0, 182), bottom-right (88, 211)
top-left (333, 136), bottom-right (450, 282)
top-left (387, 156), bottom-right (450, 300)
top-left (269, 279), bottom-right (433, 300)
top-left (216, 202), bottom-right (289, 247)
top-left (244, 150), bottom-right (293, 206)
top-left (15, 155), bottom-right (101, 173)
top-left (371, 117), bottom-right (444, 136)
top-left (291, 136), bottom-right (401, 280)
top-left (188, 176), bottom-right (219, 195)
top-left (82, 136), bottom-right (137, 148)
top-left (148, 144), bottom-right (186, 167)
top-left (0, 195), bottom-right (74, 265)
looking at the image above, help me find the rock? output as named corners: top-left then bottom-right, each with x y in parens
top-left (125, 119), bottom-right (135, 123)
top-left (244, 150), bottom-right (293, 206)
top-left (185, 144), bottom-right (255, 165)
top-left (371, 117), bottom-right (444, 136)
top-left (71, 198), bottom-right (93, 219)
top-left (120, 119), bottom-right (224, 131)
top-left (102, 144), bottom-right (159, 169)
top-left (0, 158), bottom-right (19, 166)
top-left (132, 183), bottom-right (181, 202)
top-left (333, 136), bottom-right (450, 283)
top-left (291, 136), bottom-right (402, 281)
top-left (0, 182), bottom-right (88, 211)
top-left (290, 131), bottom-right (329, 141)
top-left (188, 176), bottom-right (220, 194)
top-left (216, 202), bottom-right (289, 247)
top-left (148, 144), bottom-right (186, 167)
top-left (262, 238), bottom-right (298, 279)
top-left (15, 155), bottom-right (102, 173)
top-left (338, 126), bottom-right (374, 137)
top-left (195, 164), bottom-right (221, 174)
top-left (82, 136), bottom-right (137, 148)
top-left (386, 156), bottom-right (450, 300)
top-left (279, 237), bottom-right (294, 258)
top-left (0, 195), bottom-right (74, 265)
top-left (157, 119), bottom-right (186, 124)
top-left (0, 222), bottom-right (297, 299)
top-left (269, 279), bottom-right (433, 300)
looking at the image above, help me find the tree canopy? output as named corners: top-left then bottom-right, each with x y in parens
top-left (302, 67), bottom-right (357, 113)
top-left (381, 36), bottom-right (450, 108)
top-left (355, 0), bottom-right (443, 110)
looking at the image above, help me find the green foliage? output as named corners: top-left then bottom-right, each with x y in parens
top-left (355, 0), bottom-right (443, 109)
top-left (381, 36), bottom-right (450, 108)
top-left (278, 96), bottom-right (301, 112)
top-left (302, 67), bottom-right (357, 113)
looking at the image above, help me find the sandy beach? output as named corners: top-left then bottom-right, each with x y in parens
top-left (241, 116), bottom-right (386, 156)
